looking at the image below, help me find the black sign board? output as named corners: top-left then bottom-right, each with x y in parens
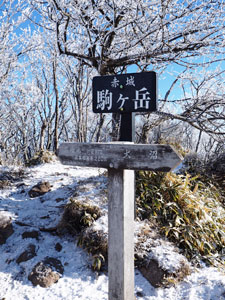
top-left (92, 72), bottom-right (157, 113)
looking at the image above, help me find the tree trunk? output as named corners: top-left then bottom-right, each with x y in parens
top-left (40, 120), bottom-right (47, 151)
top-left (53, 61), bottom-right (59, 152)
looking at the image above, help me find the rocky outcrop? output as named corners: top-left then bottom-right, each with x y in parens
top-left (28, 257), bottom-right (64, 288)
top-left (139, 259), bottom-right (167, 287)
top-left (28, 181), bottom-right (51, 198)
top-left (16, 244), bottom-right (36, 264)
top-left (135, 220), bottom-right (191, 287)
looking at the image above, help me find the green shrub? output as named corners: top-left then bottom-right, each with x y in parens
top-left (180, 152), bottom-right (225, 204)
top-left (26, 150), bottom-right (57, 166)
top-left (78, 228), bottom-right (108, 271)
top-left (59, 198), bottom-right (105, 271)
top-left (136, 171), bottom-right (225, 266)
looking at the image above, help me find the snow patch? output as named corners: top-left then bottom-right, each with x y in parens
top-left (0, 163), bottom-right (224, 300)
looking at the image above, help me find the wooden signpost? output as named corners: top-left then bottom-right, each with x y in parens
top-left (58, 142), bottom-right (182, 300)
top-left (58, 142), bottom-right (181, 172)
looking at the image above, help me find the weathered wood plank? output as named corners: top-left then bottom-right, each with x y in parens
top-left (108, 169), bottom-right (135, 300)
top-left (58, 142), bottom-right (182, 171)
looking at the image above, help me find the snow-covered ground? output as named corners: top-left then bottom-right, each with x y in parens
top-left (0, 162), bottom-right (224, 300)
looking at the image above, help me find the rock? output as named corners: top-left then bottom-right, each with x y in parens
top-left (138, 247), bottom-right (190, 287)
top-left (28, 257), bottom-right (64, 288)
top-left (28, 181), bottom-right (51, 198)
top-left (16, 244), bottom-right (36, 264)
top-left (135, 221), bottom-right (191, 287)
top-left (0, 211), bottom-right (14, 245)
top-left (139, 259), bottom-right (167, 287)
top-left (138, 250), bottom-right (191, 287)
top-left (55, 243), bottom-right (62, 252)
top-left (43, 257), bottom-right (64, 274)
top-left (28, 264), bottom-right (60, 287)
top-left (22, 230), bottom-right (40, 240)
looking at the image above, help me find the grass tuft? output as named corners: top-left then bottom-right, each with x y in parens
top-left (58, 198), bottom-right (102, 234)
top-left (136, 171), bottom-right (225, 267)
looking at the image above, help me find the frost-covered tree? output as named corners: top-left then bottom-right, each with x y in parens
top-left (28, 0), bottom-right (224, 73)
top-left (0, 0), bottom-right (40, 163)
top-left (0, 0), bottom-right (38, 85)
top-left (27, 0), bottom-right (225, 140)
top-left (58, 59), bottom-right (102, 143)
top-left (147, 65), bottom-right (225, 145)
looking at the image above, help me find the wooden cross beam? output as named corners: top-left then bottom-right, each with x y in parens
top-left (58, 142), bottom-right (182, 172)
top-left (58, 142), bottom-right (182, 300)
